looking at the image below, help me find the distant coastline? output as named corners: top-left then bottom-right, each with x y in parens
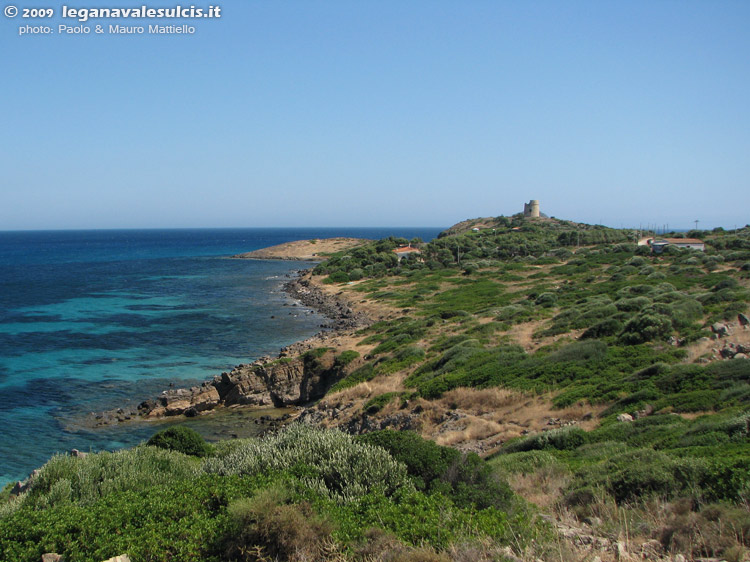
top-left (232, 237), bottom-right (368, 261)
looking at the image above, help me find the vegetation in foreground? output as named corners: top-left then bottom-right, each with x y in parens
top-left (0, 425), bottom-right (542, 562)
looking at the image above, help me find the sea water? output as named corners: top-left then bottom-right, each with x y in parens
top-left (0, 227), bottom-right (440, 487)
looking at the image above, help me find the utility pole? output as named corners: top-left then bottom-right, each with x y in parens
top-left (694, 219), bottom-right (699, 231)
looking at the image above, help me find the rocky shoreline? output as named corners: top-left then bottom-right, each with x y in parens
top-left (88, 270), bottom-right (372, 427)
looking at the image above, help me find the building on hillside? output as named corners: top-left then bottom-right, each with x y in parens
top-left (523, 200), bottom-right (540, 218)
top-left (649, 238), bottom-right (705, 253)
top-left (392, 245), bottom-right (422, 261)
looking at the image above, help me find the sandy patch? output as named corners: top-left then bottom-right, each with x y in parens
top-left (233, 237), bottom-right (368, 261)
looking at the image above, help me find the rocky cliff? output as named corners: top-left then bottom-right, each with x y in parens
top-left (94, 347), bottom-right (358, 425)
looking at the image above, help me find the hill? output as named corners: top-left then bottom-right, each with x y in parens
top-left (2, 218), bottom-right (749, 561)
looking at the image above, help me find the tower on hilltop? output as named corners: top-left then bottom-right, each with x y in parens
top-left (523, 199), bottom-right (540, 218)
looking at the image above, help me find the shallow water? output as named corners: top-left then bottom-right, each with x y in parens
top-left (0, 227), bottom-right (441, 487)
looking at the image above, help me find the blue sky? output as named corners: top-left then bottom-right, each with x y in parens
top-left (1, 1), bottom-right (748, 230)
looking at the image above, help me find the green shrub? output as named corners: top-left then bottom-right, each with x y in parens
top-left (147, 425), bottom-right (213, 457)
top-left (325, 271), bottom-right (350, 284)
top-left (364, 392), bottom-right (399, 414)
top-left (502, 427), bottom-right (587, 454)
top-left (348, 268), bottom-right (364, 281)
top-left (356, 430), bottom-right (514, 510)
top-left (581, 318), bottom-right (623, 339)
top-left (566, 448), bottom-right (708, 504)
top-left (224, 486), bottom-right (335, 562)
top-left (488, 450), bottom-right (566, 475)
top-left (335, 350), bottom-right (360, 367)
top-left (20, 446), bottom-right (200, 510)
top-left (619, 312), bottom-right (673, 344)
top-left (614, 296), bottom-right (652, 312)
top-left (328, 362), bottom-right (376, 392)
top-left (546, 340), bottom-right (607, 363)
top-left (534, 292), bottom-right (557, 307)
top-left (203, 425), bottom-right (411, 503)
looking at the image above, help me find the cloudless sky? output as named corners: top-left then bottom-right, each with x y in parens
top-left (1, 1), bottom-right (748, 230)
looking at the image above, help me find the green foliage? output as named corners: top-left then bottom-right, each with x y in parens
top-left (328, 362), bottom-right (376, 392)
top-left (619, 312), bottom-right (673, 344)
top-left (224, 486), bottom-right (334, 562)
top-left (502, 427), bottom-right (587, 454)
top-left (203, 424), bottom-right (411, 503)
top-left (363, 392), bottom-right (400, 414)
top-left (20, 447), bottom-right (200, 510)
top-left (323, 270), bottom-right (350, 284)
top-left (147, 425), bottom-right (213, 457)
top-left (355, 430), bottom-right (513, 510)
top-left (488, 450), bottom-right (567, 476)
top-left (335, 350), bottom-right (360, 367)
top-left (565, 448), bottom-right (708, 504)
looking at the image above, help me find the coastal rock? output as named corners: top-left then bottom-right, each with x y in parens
top-left (711, 322), bottom-right (729, 337)
top-left (739, 313), bottom-right (750, 326)
top-left (155, 385), bottom-right (221, 417)
top-left (616, 413), bottom-right (634, 423)
top-left (94, 270), bottom-right (371, 424)
top-left (283, 275), bottom-right (370, 331)
top-left (135, 349), bottom-right (349, 419)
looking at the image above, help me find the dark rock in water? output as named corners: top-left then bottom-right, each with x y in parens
top-left (184, 407), bottom-right (199, 417)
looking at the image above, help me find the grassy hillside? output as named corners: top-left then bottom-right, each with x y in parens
top-left (2, 217), bottom-right (749, 561)
top-left (306, 218), bottom-right (750, 560)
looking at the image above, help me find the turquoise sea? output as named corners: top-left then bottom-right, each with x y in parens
top-left (0, 227), bottom-right (441, 488)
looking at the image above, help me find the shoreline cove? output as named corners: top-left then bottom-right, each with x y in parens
top-left (85, 267), bottom-right (373, 428)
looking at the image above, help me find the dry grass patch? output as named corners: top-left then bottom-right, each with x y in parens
top-left (414, 390), bottom-right (604, 453)
top-left (508, 466), bottom-right (573, 510)
top-left (320, 375), bottom-right (405, 407)
top-left (436, 419), bottom-right (505, 447)
top-left (437, 387), bottom-right (519, 413)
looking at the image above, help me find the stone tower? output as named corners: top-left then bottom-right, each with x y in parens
top-left (523, 199), bottom-right (540, 218)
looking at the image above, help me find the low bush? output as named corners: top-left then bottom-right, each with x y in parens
top-left (21, 446), bottom-right (200, 510)
top-left (364, 392), bottom-right (400, 414)
top-left (224, 485), bottom-right (335, 562)
top-left (565, 448), bottom-right (707, 504)
top-left (147, 425), bottom-right (213, 457)
top-left (203, 424), bottom-right (411, 503)
top-left (335, 350), bottom-right (360, 367)
top-left (619, 312), bottom-right (673, 344)
top-left (356, 430), bottom-right (513, 510)
top-left (329, 362), bottom-right (376, 392)
top-left (502, 427), bottom-right (587, 454)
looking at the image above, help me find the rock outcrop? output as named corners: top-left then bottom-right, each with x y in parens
top-left (283, 275), bottom-right (370, 332)
top-left (97, 349), bottom-right (354, 423)
top-left (90, 270), bottom-right (371, 426)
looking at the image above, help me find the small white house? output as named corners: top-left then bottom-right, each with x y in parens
top-left (649, 238), bottom-right (705, 253)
